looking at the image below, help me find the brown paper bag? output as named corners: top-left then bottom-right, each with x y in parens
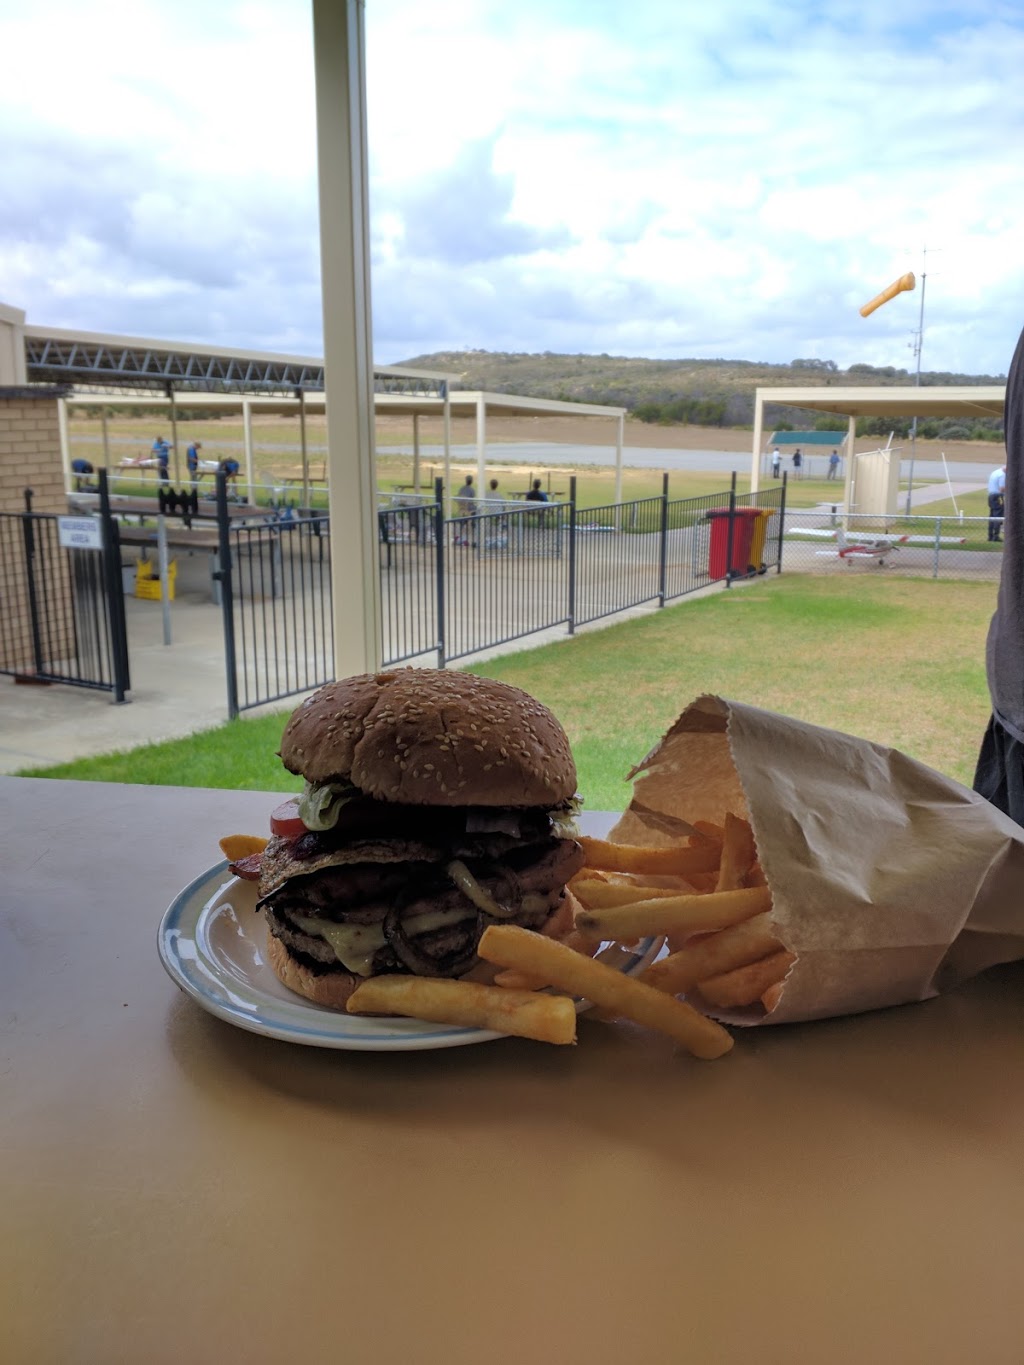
top-left (611, 695), bottom-right (1024, 1026)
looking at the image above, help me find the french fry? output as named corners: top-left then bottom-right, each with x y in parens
top-left (569, 877), bottom-right (696, 909)
top-left (577, 836), bottom-right (723, 878)
top-left (697, 950), bottom-right (797, 1010)
top-left (346, 976), bottom-right (577, 1045)
top-left (692, 820), bottom-right (724, 843)
top-left (640, 913), bottom-right (783, 996)
top-left (219, 833), bottom-right (269, 862)
top-left (715, 813), bottom-right (756, 893)
top-left (682, 871), bottom-right (720, 895)
top-left (575, 885), bottom-right (771, 942)
top-left (478, 924), bottom-right (733, 1059)
top-left (761, 981), bottom-right (785, 1013)
top-left (493, 930), bottom-right (599, 990)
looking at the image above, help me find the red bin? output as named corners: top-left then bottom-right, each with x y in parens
top-left (706, 506), bottom-right (761, 580)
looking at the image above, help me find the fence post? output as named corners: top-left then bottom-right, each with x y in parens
top-left (658, 471), bottom-right (669, 607)
top-left (777, 471), bottom-right (788, 574)
top-left (724, 472), bottom-right (737, 588)
top-left (98, 468), bottom-right (130, 701)
top-left (20, 487), bottom-right (48, 677)
top-left (434, 476), bottom-right (446, 668)
top-left (214, 471), bottom-right (240, 718)
top-left (933, 517), bottom-right (942, 579)
top-left (567, 475), bottom-right (577, 634)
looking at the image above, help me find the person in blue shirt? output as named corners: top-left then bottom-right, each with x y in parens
top-left (828, 449), bottom-right (841, 480)
top-left (986, 463), bottom-right (1006, 542)
top-left (151, 435), bottom-right (171, 483)
top-left (186, 440), bottom-right (203, 483)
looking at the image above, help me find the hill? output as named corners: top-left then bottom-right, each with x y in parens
top-left (396, 350), bottom-right (1007, 440)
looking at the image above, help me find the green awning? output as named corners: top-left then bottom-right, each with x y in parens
top-left (768, 430), bottom-right (846, 445)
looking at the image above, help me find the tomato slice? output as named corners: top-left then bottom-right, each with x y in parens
top-left (270, 797), bottom-right (308, 839)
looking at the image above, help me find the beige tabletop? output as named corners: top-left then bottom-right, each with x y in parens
top-left (3, 776), bottom-right (1024, 1365)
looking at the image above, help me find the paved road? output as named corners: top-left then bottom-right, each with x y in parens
top-left (74, 431), bottom-right (998, 485)
top-left (380, 440), bottom-right (997, 486)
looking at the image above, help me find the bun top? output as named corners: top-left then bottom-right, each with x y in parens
top-left (278, 671), bottom-right (577, 808)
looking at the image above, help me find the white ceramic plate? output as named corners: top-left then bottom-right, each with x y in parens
top-left (158, 861), bottom-right (663, 1052)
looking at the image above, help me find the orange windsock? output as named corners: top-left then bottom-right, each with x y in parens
top-left (859, 272), bottom-right (916, 318)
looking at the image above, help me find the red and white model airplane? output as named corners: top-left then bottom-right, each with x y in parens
top-left (835, 527), bottom-right (908, 566)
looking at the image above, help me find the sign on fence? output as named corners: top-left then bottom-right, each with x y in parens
top-left (58, 515), bottom-right (103, 551)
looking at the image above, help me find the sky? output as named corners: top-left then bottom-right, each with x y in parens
top-left (1, 0), bottom-right (1023, 378)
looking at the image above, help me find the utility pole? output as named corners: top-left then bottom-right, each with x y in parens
top-left (904, 247), bottom-right (932, 516)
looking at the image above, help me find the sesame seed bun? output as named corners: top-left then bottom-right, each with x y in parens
top-left (278, 671), bottom-right (577, 808)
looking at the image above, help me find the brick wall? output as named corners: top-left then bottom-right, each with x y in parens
top-left (0, 389), bottom-right (73, 672)
top-left (0, 390), bottom-right (65, 514)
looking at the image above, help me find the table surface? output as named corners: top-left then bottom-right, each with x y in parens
top-left (68, 492), bottom-right (265, 520)
top-left (4, 777), bottom-right (1024, 1365)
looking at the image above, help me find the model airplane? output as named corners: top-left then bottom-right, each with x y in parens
top-left (834, 527), bottom-right (908, 565)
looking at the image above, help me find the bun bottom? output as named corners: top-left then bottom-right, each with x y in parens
top-left (265, 890), bottom-right (578, 1014)
top-left (265, 932), bottom-right (360, 1010)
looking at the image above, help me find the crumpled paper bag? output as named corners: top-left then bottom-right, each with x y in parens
top-left (610, 694), bottom-right (1024, 1025)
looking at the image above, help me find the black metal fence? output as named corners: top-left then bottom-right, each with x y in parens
top-left (217, 482), bottom-right (334, 717)
top-left (1, 471), bottom-right (129, 699)
top-left (213, 473), bottom-right (788, 716)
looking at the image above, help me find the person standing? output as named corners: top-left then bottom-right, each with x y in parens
top-left (454, 474), bottom-right (476, 545)
top-left (828, 449), bottom-right (840, 480)
top-left (483, 478), bottom-right (506, 549)
top-left (152, 435), bottom-right (170, 483)
top-left (791, 448), bottom-right (803, 479)
top-left (987, 463), bottom-right (1006, 541)
top-left (974, 328), bottom-right (1023, 823)
top-left (186, 440), bottom-right (203, 483)
top-left (771, 448), bottom-right (781, 479)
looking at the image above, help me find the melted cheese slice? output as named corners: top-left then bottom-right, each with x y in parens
top-left (290, 907), bottom-right (476, 976)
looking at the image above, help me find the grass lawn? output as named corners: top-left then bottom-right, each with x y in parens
top-left (71, 413), bottom-right (838, 512)
top-left (17, 575), bottom-right (996, 813)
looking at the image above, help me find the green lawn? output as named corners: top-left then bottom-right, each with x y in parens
top-left (16, 575), bottom-right (996, 812)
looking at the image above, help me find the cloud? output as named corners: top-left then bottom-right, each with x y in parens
top-left (1, 0), bottom-right (1023, 376)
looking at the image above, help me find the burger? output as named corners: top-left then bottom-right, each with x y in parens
top-left (256, 670), bottom-right (585, 1011)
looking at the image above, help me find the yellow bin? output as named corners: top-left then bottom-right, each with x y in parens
top-left (749, 509), bottom-right (774, 572)
top-left (134, 557), bottom-right (177, 601)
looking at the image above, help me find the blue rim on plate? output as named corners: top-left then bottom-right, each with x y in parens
top-left (158, 861), bottom-right (663, 1052)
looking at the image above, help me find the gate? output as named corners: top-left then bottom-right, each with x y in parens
top-left (0, 470), bottom-right (130, 700)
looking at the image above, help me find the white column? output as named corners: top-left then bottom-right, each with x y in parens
top-left (169, 389), bottom-right (180, 484)
top-left (614, 412), bottom-right (624, 506)
top-left (843, 414), bottom-right (857, 517)
top-left (243, 399), bottom-right (254, 494)
top-left (412, 411), bottom-right (420, 493)
top-left (475, 393), bottom-right (486, 495)
top-left (442, 387), bottom-right (451, 509)
top-left (299, 389), bottom-right (309, 509)
top-left (313, 0), bottom-right (381, 676)
top-left (57, 396), bottom-right (71, 488)
top-left (751, 391), bottom-right (764, 493)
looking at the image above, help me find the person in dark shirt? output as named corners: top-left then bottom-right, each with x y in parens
top-left (974, 323), bottom-right (1024, 824)
top-left (71, 457), bottom-right (95, 490)
top-left (152, 436), bottom-right (171, 483)
top-left (525, 478), bottom-right (549, 502)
